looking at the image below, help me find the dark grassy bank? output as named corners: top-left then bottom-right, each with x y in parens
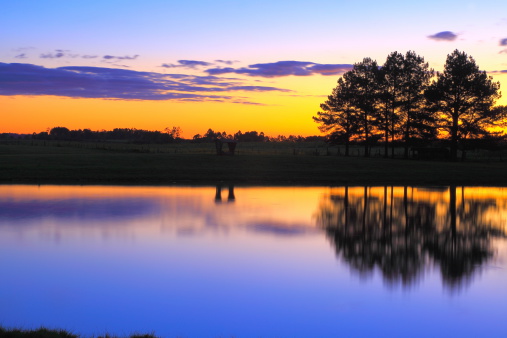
top-left (0, 327), bottom-right (157, 338)
top-left (1, 143), bottom-right (507, 186)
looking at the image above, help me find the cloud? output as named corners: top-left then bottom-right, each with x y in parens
top-left (40, 51), bottom-right (65, 59)
top-left (215, 59), bottom-right (237, 65)
top-left (161, 60), bottom-right (213, 69)
top-left (227, 85), bottom-right (287, 91)
top-left (231, 101), bottom-right (265, 105)
top-left (0, 63), bottom-right (289, 102)
top-left (205, 61), bottom-right (353, 77)
top-left (161, 60), bottom-right (238, 69)
top-left (38, 50), bottom-right (134, 60)
top-left (15, 53), bottom-right (27, 59)
top-left (309, 63), bottom-right (353, 76)
top-left (428, 31), bottom-right (458, 41)
top-left (40, 49), bottom-right (80, 59)
top-left (500, 38), bottom-right (507, 46)
top-left (103, 54), bottom-right (139, 60)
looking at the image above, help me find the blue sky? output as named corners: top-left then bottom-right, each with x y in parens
top-left (4, 0), bottom-right (506, 67)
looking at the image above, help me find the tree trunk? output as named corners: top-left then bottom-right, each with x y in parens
top-left (391, 126), bottom-right (395, 158)
top-left (450, 111), bottom-right (459, 161)
top-left (391, 108), bottom-right (396, 158)
top-left (404, 128), bottom-right (410, 158)
top-left (403, 114), bottom-right (410, 158)
top-left (364, 131), bottom-right (369, 157)
top-left (384, 127), bottom-right (389, 158)
top-left (363, 113), bottom-right (369, 157)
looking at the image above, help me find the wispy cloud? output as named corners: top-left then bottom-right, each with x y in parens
top-left (40, 49), bottom-right (82, 59)
top-left (205, 61), bottom-right (353, 77)
top-left (40, 51), bottom-right (66, 59)
top-left (0, 63), bottom-right (289, 102)
top-left (161, 60), bottom-right (213, 69)
top-left (427, 31), bottom-right (458, 41)
top-left (103, 54), bottom-right (139, 61)
top-left (215, 59), bottom-right (237, 65)
top-left (38, 50), bottom-right (133, 60)
top-left (14, 53), bottom-right (27, 59)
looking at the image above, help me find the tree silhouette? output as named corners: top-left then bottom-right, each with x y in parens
top-left (49, 126), bottom-right (70, 140)
top-left (315, 50), bottom-right (504, 159)
top-left (313, 78), bottom-right (360, 156)
top-left (425, 50), bottom-right (501, 160)
top-left (164, 126), bottom-right (182, 139)
top-left (395, 51), bottom-right (435, 157)
top-left (315, 51), bottom-right (437, 158)
top-left (378, 52), bottom-right (404, 157)
top-left (342, 58), bottom-right (381, 157)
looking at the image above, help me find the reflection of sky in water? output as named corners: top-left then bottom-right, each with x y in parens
top-left (0, 185), bottom-right (506, 337)
top-left (0, 198), bottom-right (159, 222)
top-left (0, 185), bottom-right (322, 237)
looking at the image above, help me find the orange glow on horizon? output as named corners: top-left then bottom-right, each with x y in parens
top-left (2, 73), bottom-right (506, 138)
top-left (1, 93), bottom-right (324, 138)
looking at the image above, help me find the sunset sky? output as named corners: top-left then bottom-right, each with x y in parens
top-left (1, 0), bottom-right (507, 138)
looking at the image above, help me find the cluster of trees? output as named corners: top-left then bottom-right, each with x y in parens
top-left (192, 129), bottom-right (269, 142)
top-left (314, 50), bottom-right (506, 160)
top-left (33, 127), bottom-right (182, 143)
top-left (192, 128), bottom-right (324, 143)
top-left (29, 127), bottom-right (323, 144)
top-left (0, 133), bottom-right (31, 140)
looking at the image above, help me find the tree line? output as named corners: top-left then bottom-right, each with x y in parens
top-left (313, 50), bottom-right (507, 160)
top-left (29, 127), bottom-right (324, 144)
top-left (191, 128), bottom-right (324, 142)
top-left (32, 127), bottom-right (182, 143)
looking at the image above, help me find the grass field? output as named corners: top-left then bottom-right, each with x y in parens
top-left (1, 141), bottom-right (507, 186)
top-left (0, 326), bottom-right (156, 338)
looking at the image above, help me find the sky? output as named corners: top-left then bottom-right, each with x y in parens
top-left (1, 0), bottom-right (507, 138)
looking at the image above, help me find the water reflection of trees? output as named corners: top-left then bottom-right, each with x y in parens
top-left (316, 186), bottom-right (506, 290)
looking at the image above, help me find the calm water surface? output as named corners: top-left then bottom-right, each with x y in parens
top-left (0, 185), bottom-right (506, 337)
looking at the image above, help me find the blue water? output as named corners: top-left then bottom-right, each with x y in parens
top-left (0, 185), bottom-right (506, 337)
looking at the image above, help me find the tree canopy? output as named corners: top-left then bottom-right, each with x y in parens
top-left (425, 50), bottom-right (501, 159)
top-left (314, 50), bottom-right (503, 160)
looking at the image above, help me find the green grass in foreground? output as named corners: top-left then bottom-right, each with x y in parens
top-left (1, 142), bottom-right (507, 186)
top-left (0, 327), bottom-right (157, 338)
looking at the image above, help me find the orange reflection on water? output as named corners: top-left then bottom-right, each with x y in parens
top-left (1, 184), bottom-right (507, 291)
top-left (0, 185), bottom-right (328, 240)
top-left (2, 185), bottom-right (506, 240)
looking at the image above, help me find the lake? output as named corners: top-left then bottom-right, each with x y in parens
top-left (0, 185), bottom-right (506, 337)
